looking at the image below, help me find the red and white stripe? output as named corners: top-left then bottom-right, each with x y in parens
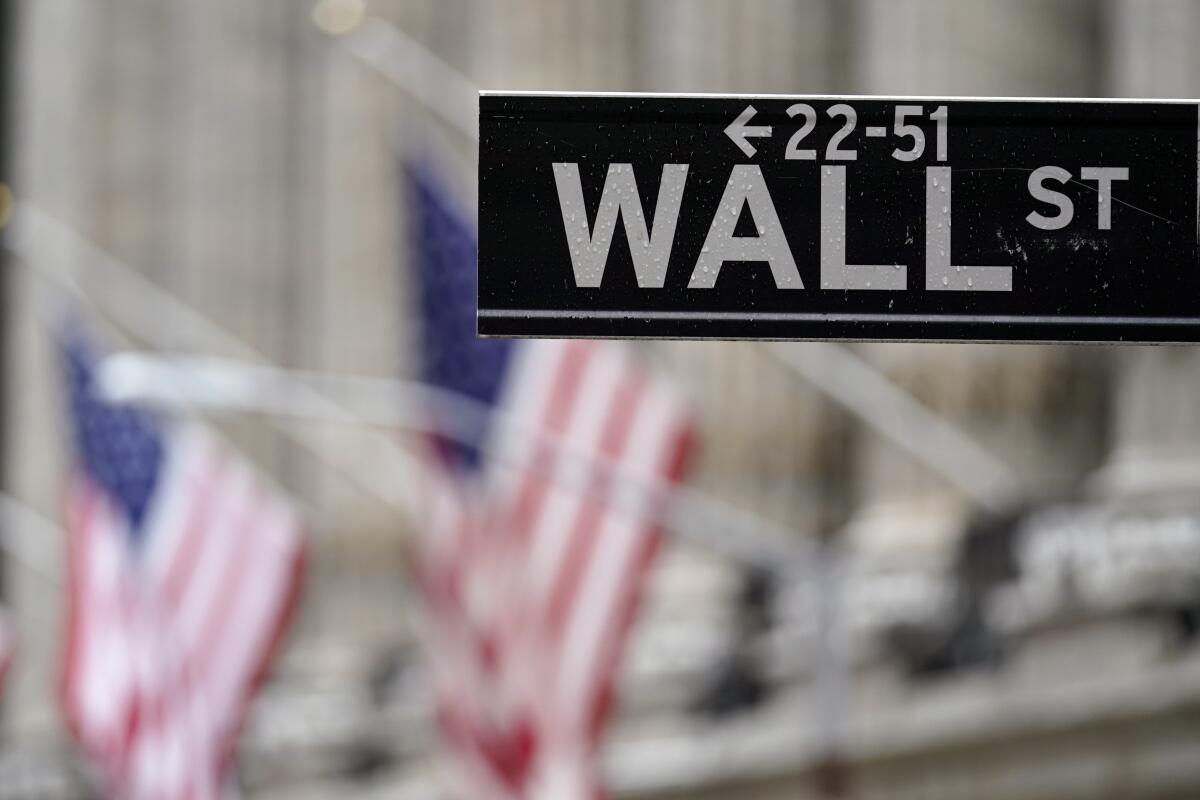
top-left (61, 425), bottom-right (306, 800)
top-left (419, 340), bottom-right (693, 800)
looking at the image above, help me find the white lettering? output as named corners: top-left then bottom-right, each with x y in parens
top-left (1080, 166), bottom-right (1129, 230)
top-left (1026, 166), bottom-right (1074, 231)
top-left (553, 162), bottom-right (688, 288)
top-left (927, 167), bottom-right (1012, 291)
top-left (821, 166), bottom-right (905, 290)
top-left (689, 165), bottom-right (802, 289)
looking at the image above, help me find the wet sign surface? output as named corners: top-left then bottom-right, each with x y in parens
top-left (478, 93), bottom-right (1200, 342)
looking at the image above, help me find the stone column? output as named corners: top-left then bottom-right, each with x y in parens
top-left (845, 0), bottom-right (1102, 562)
top-left (5, 0), bottom-right (105, 736)
top-left (1096, 0), bottom-right (1200, 495)
top-left (637, 0), bottom-right (833, 94)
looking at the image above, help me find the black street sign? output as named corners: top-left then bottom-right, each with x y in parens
top-left (478, 93), bottom-right (1200, 343)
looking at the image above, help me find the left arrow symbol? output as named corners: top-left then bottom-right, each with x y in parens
top-left (724, 104), bottom-right (772, 158)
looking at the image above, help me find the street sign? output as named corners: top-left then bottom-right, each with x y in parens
top-left (478, 93), bottom-right (1200, 343)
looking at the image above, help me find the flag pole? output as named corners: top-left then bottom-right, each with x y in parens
top-left (3, 203), bottom-right (811, 573)
top-left (4, 203), bottom-right (432, 530)
top-left (339, 19), bottom-right (477, 143)
top-left (93, 350), bottom-right (811, 571)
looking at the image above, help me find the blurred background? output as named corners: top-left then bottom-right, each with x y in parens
top-left (3, 0), bottom-right (1200, 797)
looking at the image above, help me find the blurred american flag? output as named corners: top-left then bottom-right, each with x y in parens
top-left (407, 162), bottom-right (693, 799)
top-left (58, 325), bottom-right (306, 799)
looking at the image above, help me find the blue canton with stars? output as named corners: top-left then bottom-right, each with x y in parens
top-left (61, 326), bottom-right (165, 541)
top-left (407, 162), bottom-right (514, 473)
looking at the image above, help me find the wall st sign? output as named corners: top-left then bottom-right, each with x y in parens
top-left (479, 94), bottom-right (1199, 343)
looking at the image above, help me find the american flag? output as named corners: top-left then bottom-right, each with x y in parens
top-left (59, 326), bottom-right (307, 799)
top-left (407, 163), bottom-right (694, 799)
